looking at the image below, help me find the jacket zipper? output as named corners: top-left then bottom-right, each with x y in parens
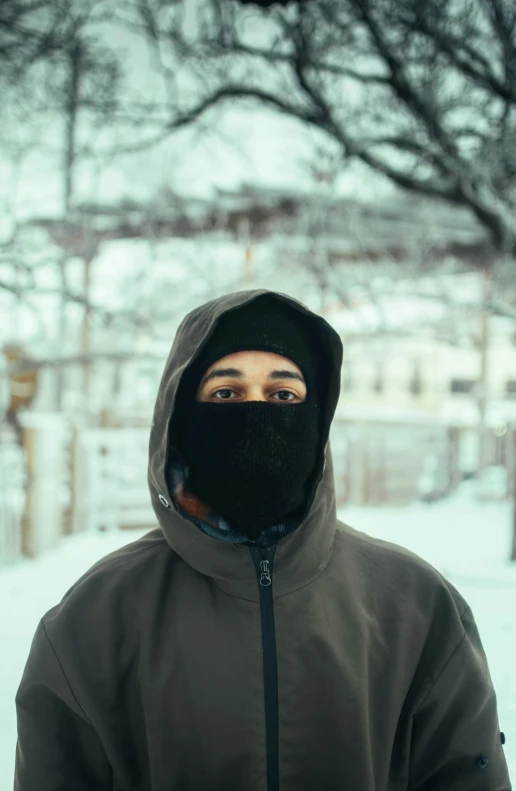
top-left (250, 545), bottom-right (279, 791)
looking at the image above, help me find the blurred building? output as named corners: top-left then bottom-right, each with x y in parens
top-left (2, 185), bottom-right (515, 562)
top-left (330, 323), bottom-right (516, 506)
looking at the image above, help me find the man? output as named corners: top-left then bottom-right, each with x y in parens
top-left (14, 290), bottom-right (511, 790)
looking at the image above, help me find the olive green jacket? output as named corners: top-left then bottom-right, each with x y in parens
top-left (14, 289), bottom-right (511, 791)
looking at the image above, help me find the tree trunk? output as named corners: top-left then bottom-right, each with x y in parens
top-left (477, 268), bottom-right (491, 475)
top-left (82, 251), bottom-right (92, 408)
top-left (512, 427), bottom-right (516, 562)
top-left (55, 41), bottom-right (82, 410)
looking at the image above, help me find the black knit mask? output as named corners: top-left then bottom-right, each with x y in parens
top-left (181, 400), bottom-right (320, 541)
top-left (174, 295), bottom-right (326, 541)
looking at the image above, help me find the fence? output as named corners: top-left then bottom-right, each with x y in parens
top-left (0, 424), bottom-right (25, 567)
top-left (71, 427), bottom-right (156, 533)
top-left (18, 412), bottom-right (67, 557)
top-left (2, 416), bottom-right (514, 563)
top-left (331, 419), bottom-right (516, 506)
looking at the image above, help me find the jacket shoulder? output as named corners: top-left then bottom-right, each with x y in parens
top-left (334, 518), bottom-right (470, 622)
top-left (41, 528), bottom-right (174, 643)
top-left (333, 520), bottom-right (477, 712)
top-left (52, 527), bottom-right (166, 591)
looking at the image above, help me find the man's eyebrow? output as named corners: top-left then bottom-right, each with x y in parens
top-left (200, 367), bottom-right (305, 388)
top-left (269, 369), bottom-right (305, 384)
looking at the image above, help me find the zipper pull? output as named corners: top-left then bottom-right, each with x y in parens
top-left (259, 559), bottom-right (272, 586)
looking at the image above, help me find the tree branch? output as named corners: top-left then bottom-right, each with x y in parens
top-left (210, 36), bottom-right (390, 83)
top-left (413, 11), bottom-right (516, 103)
top-left (356, 0), bottom-right (462, 165)
top-left (97, 83), bottom-right (328, 156)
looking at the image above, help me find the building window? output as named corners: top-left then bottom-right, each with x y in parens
top-left (450, 378), bottom-right (476, 394)
top-left (373, 363), bottom-right (384, 394)
top-left (409, 364), bottom-right (423, 396)
top-left (506, 380), bottom-right (516, 398)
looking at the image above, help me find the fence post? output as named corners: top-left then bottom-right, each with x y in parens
top-left (511, 426), bottom-right (516, 562)
top-left (70, 419), bottom-right (92, 534)
top-left (0, 424), bottom-right (25, 566)
top-left (19, 413), bottom-right (66, 558)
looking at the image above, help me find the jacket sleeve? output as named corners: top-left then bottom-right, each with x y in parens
top-left (14, 619), bottom-right (112, 791)
top-left (408, 605), bottom-right (512, 791)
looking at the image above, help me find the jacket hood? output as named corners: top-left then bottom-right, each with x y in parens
top-left (148, 289), bottom-right (343, 600)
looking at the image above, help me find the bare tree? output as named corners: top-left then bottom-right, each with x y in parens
top-left (120, 0), bottom-right (516, 259)
top-left (0, 0), bottom-right (99, 81)
top-left (3, 0), bottom-right (515, 259)
top-left (1, 2), bottom-right (123, 406)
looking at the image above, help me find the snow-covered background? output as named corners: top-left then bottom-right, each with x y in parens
top-left (1, 1), bottom-right (516, 787)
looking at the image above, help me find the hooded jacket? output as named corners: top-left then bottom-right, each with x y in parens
top-left (14, 289), bottom-right (511, 791)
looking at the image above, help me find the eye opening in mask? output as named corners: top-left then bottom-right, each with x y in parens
top-left (196, 356), bottom-right (308, 403)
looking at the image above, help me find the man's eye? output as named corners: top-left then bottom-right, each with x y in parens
top-left (211, 389), bottom-right (298, 401)
top-left (272, 391), bottom-right (297, 401)
top-left (213, 389), bottom-right (236, 399)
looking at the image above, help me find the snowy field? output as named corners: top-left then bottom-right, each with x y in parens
top-left (1, 497), bottom-right (515, 788)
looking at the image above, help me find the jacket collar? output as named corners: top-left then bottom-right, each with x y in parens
top-left (158, 445), bottom-right (337, 601)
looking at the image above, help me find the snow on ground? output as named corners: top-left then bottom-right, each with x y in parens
top-left (1, 497), bottom-right (515, 788)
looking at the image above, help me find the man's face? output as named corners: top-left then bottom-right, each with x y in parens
top-left (195, 350), bottom-right (307, 403)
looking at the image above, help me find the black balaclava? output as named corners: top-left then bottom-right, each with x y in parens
top-left (174, 295), bottom-right (325, 542)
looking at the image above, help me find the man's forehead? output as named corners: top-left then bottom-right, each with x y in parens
top-left (200, 363), bottom-right (306, 389)
top-left (205, 350), bottom-right (301, 370)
